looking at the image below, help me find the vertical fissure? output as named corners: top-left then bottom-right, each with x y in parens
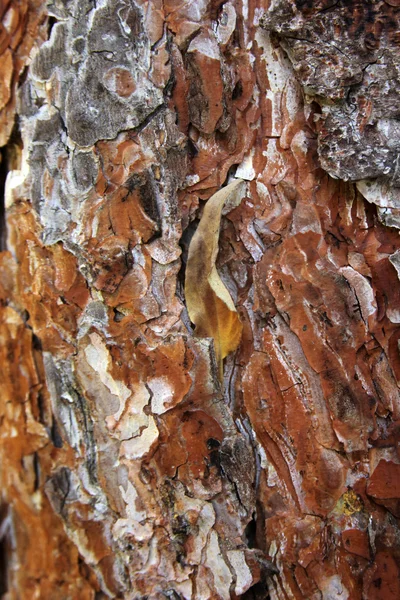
top-left (0, 147), bottom-right (8, 251)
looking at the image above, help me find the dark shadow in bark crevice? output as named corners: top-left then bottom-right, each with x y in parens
top-left (0, 147), bottom-right (8, 252)
top-left (0, 504), bottom-right (10, 596)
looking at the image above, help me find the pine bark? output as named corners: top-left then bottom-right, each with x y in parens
top-left (1, 1), bottom-right (400, 599)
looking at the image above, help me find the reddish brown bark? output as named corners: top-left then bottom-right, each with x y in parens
top-left (1, 1), bottom-right (400, 599)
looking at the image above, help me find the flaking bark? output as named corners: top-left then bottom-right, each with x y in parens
top-left (1, 1), bottom-right (400, 599)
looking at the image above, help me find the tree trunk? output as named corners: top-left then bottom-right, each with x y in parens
top-left (1, 0), bottom-right (400, 598)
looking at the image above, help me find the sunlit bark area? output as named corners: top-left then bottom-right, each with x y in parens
top-left (1, 1), bottom-right (400, 598)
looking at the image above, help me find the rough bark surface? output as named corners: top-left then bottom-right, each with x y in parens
top-left (1, 1), bottom-right (400, 599)
top-left (260, 0), bottom-right (400, 228)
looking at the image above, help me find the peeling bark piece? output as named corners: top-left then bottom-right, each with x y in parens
top-left (342, 529), bottom-right (371, 560)
top-left (185, 179), bottom-right (246, 379)
top-left (367, 459), bottom-right (400, 499)
top-left (186, 29), bottom-right (224, 134)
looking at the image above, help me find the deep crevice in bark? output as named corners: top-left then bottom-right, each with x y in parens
top-left (0, 148), bottom-right (8, 252)
top-left (0, 505), bottom-right (9, 596)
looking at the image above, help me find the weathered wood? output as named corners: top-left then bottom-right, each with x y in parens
top-left (1, 1), bottom-right (400, 598)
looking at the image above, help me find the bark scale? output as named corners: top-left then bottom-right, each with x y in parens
top-left (0, 1), bottom-right (400, 599)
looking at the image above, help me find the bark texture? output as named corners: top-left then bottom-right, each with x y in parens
top-left (1, 1), bottom-right (400, 599)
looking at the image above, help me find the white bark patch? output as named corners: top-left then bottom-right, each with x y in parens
top-left (188, 30), bottom-right (220, 60)
top-left (106, 382), bottom-right (150, 439)
top-left (256, 181), bottom-right (272, 204)
top-left (244, 221), bottom-right (265, 262)
top-left (84, 332), bottom-right (131, 405)
top-left (147, 238), bottom-right (182, 264)
top-left (227, 550), bottom-right (253, 595)
top-left (389, 249), bottom-right (400, 279)
top-left (263, 138), bottom-right (288, 184)
top-left (267, 463), bottom-right (279, 486)
top-left (120, 416), bottom-right (159, 459)
top-left (84, 334), bottom-right (158, 453)
top-left (78, 301), bottom-right (108, 340)
top-left (149, 377), bottom-right (175, 415)
top-left (377, 206), bottom-right (400, 229)
top-left (236, 148), bottom-right (256, 181)
top-left (255, 29), bottom-right (294, 136)
top-left (291, 129), bottom-right (309, 156)
top-left (283, 78), bottom-right (303, 124)
top-left (113, 481), bottom-right (153, 542)
top-left (205, 530), bottom-right (233, 599)
top-left (216, 2), bottom-right (236, 46)
top-left (320, 575), bottom-right (349, 600)
top-left (5, 170), bottom-right (26, 209)
top-left (357, 178), bottom-right (400, 208)
top-left (258, 443), bottom-right (269, 469)
top-left (175, 579), bottom-right (193, 600)
top-left (174, 494), bottom-right (216, 564)
top-left (339, 266), bottom-right (377, 321)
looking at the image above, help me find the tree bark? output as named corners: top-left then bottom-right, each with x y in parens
top-left (1, 1), bottom-right (400, 599)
